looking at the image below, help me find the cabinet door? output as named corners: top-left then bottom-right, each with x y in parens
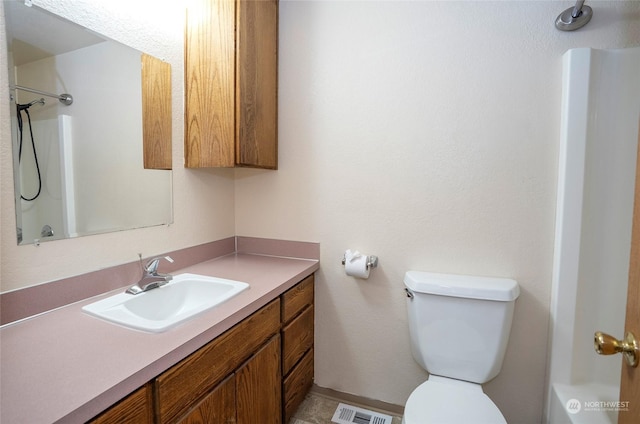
top-left (236, 0), bottom-right (278, 169)
top-left (185, 0), bottom-right (278, 169)
top-left (155, 300), bottom-right (280, 424)
top-left (89, 385), bottom-right (153, 424)
top-left (179, 375), bottom-right (236, 424)
top-left (236, 335), bottom-right (282, 424)
top-left (185, 0), bottom-right (236, 167)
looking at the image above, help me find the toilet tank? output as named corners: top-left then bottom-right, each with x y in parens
top-left (404, 271), bottom-right (519, 384)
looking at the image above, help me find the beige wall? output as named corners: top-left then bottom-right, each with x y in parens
top-left (234, 1), bottom-right (640, 423)
top-left (2, 1), bottom-right (640, 423)
top-left (0, 0), bottom-right (235, 291)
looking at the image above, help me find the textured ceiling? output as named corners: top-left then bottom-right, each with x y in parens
top-left (4, 1), bottom-right (104, 66)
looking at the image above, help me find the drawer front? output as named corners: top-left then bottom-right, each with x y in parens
top-left (283, 348), bottom-right (314, 423)
top-left (156, 299), bottom-right (281, 424)
top-left (282, 305), bottom-right (314, 376)
top-left (281, 275), bottom-right (314, 324)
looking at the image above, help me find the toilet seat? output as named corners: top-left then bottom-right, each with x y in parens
top-left (403, 376), bottom-right (506, 424)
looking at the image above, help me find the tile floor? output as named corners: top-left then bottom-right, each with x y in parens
top-left (289, 390), bottom-right (403, 424)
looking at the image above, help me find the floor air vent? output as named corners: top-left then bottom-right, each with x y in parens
top-left (331, 402), bottom-right (392, 424)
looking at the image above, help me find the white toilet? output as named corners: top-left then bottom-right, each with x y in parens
top-left (402, 271), bottom-right (520, 424)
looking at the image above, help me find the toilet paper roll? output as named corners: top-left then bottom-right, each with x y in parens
top-left (345, 250), bottom-right (370, 279)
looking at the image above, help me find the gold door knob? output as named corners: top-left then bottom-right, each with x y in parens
top-left (594, 331), bottom-right (639, 367)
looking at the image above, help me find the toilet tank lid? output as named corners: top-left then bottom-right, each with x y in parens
top-left (404, 271), bottom-right (520, 301)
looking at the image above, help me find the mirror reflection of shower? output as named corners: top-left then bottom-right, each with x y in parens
top-left (10, 82), bottom-right (75, 244)
top-left (16, 97), bottom-right (45, 201)
top-left (12, 84), bottom-right (74, 204)
top-left (5, 0), bottom-right (174, 246)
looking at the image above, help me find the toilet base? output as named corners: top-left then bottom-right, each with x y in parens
top-left (402, 376), bottom-right (506, 424)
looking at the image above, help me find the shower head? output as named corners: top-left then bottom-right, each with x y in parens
top-left (27, 98), bottom-right (45, 107)
top-left (556, 0), bottom-right (593, 31)
top-left (16, 98), bottom-right (45, 111)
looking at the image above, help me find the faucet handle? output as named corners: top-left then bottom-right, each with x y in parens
top-left (145, 255), bottom-right (174, 274)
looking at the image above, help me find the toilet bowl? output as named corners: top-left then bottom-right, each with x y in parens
top-left (402, 376), bottom-right (506, 424)
top-left (402, 271), bottom-right (519, 423)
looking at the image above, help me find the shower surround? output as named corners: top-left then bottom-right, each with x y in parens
top-left (546, 46), bottom-right (640, 424)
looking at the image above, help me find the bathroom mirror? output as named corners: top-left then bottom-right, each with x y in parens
top-left (4, 1), bottom-right (173, 245)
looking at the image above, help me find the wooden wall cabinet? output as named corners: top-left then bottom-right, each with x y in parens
top-left (185, 0), bottom-right (278, 169)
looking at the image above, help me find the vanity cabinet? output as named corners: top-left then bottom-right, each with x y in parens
top-left (185, 0), bottom-right (278, 169)
top-left (88, 274), bottom-right (314, 424)
top-left (178, 335), bottom-right (281, 424)
top-left (155, 299), bottom-right (281, 424)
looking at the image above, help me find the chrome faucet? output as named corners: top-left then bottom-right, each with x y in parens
top-left (126, 255), bottom-right (174, 295)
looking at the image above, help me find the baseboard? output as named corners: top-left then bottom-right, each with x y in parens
top-left (310, 384), bottom-right (405, 417)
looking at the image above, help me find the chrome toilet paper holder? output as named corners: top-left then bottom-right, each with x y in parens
top-left (342, 254), bottom-right (379, 270)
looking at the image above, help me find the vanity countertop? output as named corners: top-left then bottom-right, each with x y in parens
top-left (0, 252), bottom-right (319, 424)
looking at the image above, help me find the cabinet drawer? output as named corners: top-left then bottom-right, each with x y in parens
top-left (282, 305), bottom-right (314, 376)
top-left (281, 275), bottom-right (314, 324)
top-left (90, 385), bottom-right (153, 424)
top-left (283, 348), bottom-right (314, 423)
top-left (156, 299), bottom-right (280, 424)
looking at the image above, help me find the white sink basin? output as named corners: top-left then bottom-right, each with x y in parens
top-left (82, 273), bottom-right (249, 332)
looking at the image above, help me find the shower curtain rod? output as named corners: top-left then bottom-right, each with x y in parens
top-left (11, 85), bottom-right (73, 105)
